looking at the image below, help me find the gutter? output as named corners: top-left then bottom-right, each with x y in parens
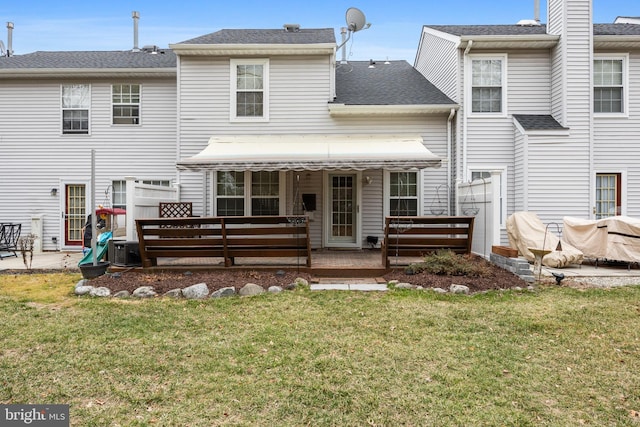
top-left (447, 107), bottom-right (456, 214)
top-left (462, 40), bottom-right (473, 188)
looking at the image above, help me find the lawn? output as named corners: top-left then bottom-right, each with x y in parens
top-left (1, 273), bottom-right (640, 426)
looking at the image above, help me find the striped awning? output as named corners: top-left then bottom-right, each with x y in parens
top-left (177, 134), bottom-right (442, 172)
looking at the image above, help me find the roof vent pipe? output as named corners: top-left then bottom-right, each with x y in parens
top-left (534, 0), bottom-right (540, 23)
top-left (132, 11), bottom-right (140, 52)
top-left (6, 22), bottom-right (13, 57)
top-left (340, 27), bottom-right (347, 64)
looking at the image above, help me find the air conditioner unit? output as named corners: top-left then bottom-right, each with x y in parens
top-left (108, 240), bottom-right (142, 267)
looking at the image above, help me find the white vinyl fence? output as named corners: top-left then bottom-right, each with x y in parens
top-left (456, 171), bottom-right (501, 259)
top-left (124, 176), bottom-right (179, 241)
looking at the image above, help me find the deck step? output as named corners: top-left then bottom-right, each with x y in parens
top-left (310, 267), bottom-right (388, 277)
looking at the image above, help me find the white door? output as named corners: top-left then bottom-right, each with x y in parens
top-left (325, 172), bottom-right (360, 248)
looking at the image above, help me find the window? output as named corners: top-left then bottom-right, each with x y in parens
top-left (594, 57), bottom-right (626, 114)
top-left (251, 171), bottom-right (280, 215)
top-left (111, 181), bottom-right (127, 209)
top-left (216, 172), bottom-right (246, 216)
top-left (389, 172), bottom-right (418, 216)
top-left (215, 171), bottom-right (282, 216)
top-left (470, 57), bottom-right (505, 114)
top-left (230, 59), bottom-right (269, 121)
top-left (595, 173), bottom-right (621, 219)
top-left (62, 84), bottom-right (90, 134)
top-left (111, 179), bottom-right (170, 210)
top-left (112, 84), bottom-right (140, 124)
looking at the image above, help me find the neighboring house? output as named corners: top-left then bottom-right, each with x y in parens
top-left (0, 47), bottom-right (178, 251)
top-left (0, 23), bottom-right (456, 251)
top-left (415, 0), bottom-right (640, 244)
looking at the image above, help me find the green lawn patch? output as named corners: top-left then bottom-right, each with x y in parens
top-left (1, 274), bottom-right (639, 425)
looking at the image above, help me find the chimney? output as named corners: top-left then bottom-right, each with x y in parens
top-left (6, 22), bottom-right (14, 57)
top-left (132, 11), bottom-right (140, 52)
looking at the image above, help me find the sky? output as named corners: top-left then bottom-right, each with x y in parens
top-left (1, 0), bottom-right (638, 63)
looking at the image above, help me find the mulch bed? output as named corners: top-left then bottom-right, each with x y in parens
top-left (1, 255), bottom-right (540, 295)
top-left (73, 255), bottom-right (533, 294)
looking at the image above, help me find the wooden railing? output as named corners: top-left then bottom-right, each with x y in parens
top-left (382, 216), bottom-right (475, 268)
top-left (135, 216), bottom-right (310, 268)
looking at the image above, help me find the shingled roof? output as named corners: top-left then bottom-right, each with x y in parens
top-left (177, 28), bottom-right (336, 45)
top-left (513, 114), bottom-right (567, 131)
top-left (427, 23), bottom-right (640, 37)
top-left (427, 24), bottom-right (548, 37)
top-left (0, 50), bottom-right (176, 70)
top-left (594, 23), bottom-right (640, 35)
top-left (333, 60), bottom-right (455, 106)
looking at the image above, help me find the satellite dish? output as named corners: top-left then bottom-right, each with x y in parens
top-left (345, 7), bottom-right (367, 32)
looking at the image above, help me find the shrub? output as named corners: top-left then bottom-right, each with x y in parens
top-left (406, 249), bottom-right (491, 277)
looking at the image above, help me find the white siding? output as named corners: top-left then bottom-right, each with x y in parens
top-left (513, 129), bottom-right (527, 213)
top-left (508, 51), bottom-right (552, 114)
top-left (593, 51), bottom-right (640, 217)
top-left (177, 54), bottom-right (451, 247)
top-left (0, 78), bottom-right (177, 250)
top-left (414, 29), bottom-right (459, 102)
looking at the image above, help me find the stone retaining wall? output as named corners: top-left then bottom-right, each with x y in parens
top-left (490, 253), bottom-right (535, 283)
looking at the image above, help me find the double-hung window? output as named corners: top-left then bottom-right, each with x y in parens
top-left (230, 59), bottom-right (269, 121)
top-left (594, 56), bottom-right (627, 114)
top-left (595, 173), bottom-right (622, 219)
top-left (112, 84), bottom-right (141, 125)
top-left (215, 171), bottom-right (282, 216)
top-left (388, 171), bottom-right (419, 216)
top-left (111, 179), bottom-right (171, 210)
top-left (62, 84), bottom-right (90, 134)
top-left (469, 56), bottom-right (506, 114)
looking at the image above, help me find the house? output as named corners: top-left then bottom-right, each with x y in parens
top-left (415, 0), bottom-right (640, 244)
top-left (0, 46), bottom-right (178, 252)
top-left (170, 28), bottom-right (456, 250)
top-left (0, 19), bottom-right (456, 252)
top-left (2, 0), bottom-right (639, 255)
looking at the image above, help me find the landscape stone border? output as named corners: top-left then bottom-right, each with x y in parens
top-left (74, 277), bottom-right (309, 299)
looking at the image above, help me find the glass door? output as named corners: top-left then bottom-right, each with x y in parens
top-left (328, 174), bottom-right (357, 246)
top-left (65, 184), bottom-right (86, 246)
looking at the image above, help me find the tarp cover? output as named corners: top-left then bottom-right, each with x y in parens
top-left (506, 211), bottom-right (583, 268)
top-left (177, 134), bottom-right (442, 171)
top-left (563, 215), bottom-right (640, 263)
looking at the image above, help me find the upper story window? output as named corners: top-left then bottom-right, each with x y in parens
top-left (469, 56), bottom-right (506, 115)
top-left (594, 56), bottom-right (627, 115)
top-left (230, 59), bottom-right (269, 122)
top-left (62, 84), bottom-right (90, 134)
top-left (112, 84), bottom-right (141, 125)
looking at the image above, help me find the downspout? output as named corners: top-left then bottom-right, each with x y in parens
top-left (462, 39), bottom-right (473, 204)
top-left (446, 108), bottom-right (456, 215)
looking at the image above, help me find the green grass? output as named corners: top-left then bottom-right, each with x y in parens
top-left (1, 274), bottom-right (640, 426)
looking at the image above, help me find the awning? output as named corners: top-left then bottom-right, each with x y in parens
top-left (177, 134), bottom-right (442, 172)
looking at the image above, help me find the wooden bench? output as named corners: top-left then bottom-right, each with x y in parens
top-left (381, 216), bottom-right (475, 268)
top-left (0, 223), bottom-right (21, 259)
top-left (135, 216), bottom-right (310, 268)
